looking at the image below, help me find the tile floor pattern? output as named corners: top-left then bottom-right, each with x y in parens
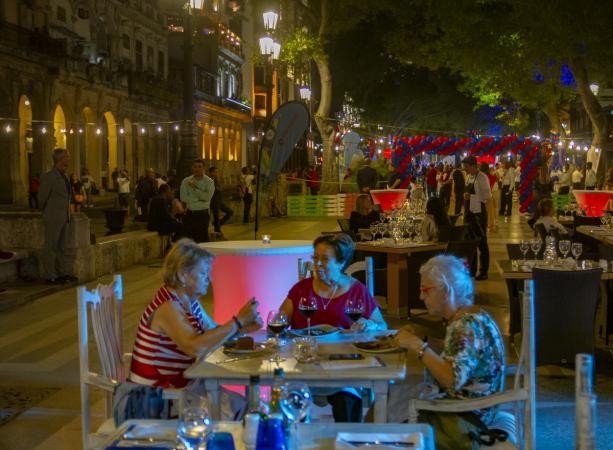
top-left (0, 211), bottom-right (611, 449)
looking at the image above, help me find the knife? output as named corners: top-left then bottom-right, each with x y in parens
top-left (340, 439), bottom-right (413, 448)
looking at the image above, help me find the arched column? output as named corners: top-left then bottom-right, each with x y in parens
top-left (123, 118), bottom-right (133, 177)
top-left (18, 95), bottom-right (33, 201)
top-left (82, 106), bottom-right (99, 186)
top-left (103, 111), bottom-right (118, 190)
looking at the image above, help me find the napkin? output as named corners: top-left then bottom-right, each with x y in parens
top-left (335, 432), bottom-right (424, 449)
top-left (320, 356), bottom-right (383, 370)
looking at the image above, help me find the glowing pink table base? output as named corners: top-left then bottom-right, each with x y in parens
top-left (572, 190), bottom-right (613, 217)
top-left (200, 240), bottom-right (312, 325)
top-left (370, 189), bottom-right (409, 212)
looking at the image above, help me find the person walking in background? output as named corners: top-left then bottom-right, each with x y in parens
top-left (135, 168), bottom-right (158, 221)
top-left (480, 162), bottom-right (498, 232)
top-left (111, 167), bottom-right (119, 192)
top-left (426, 163), bottom-right (437, 198)
top-left (80, 168), bottom-right (95, 208)
top-left (181, 159), bottom-right (215, 243)
top-left (147, 184), bottom-right (181, 240)
top-left (70, 173), bottom-right (85, 213)
top-left (585, 162), bottom-right (597, 190)
top-left (498, 161), bottom-right (515, 221)
top-left (530, 165), bottom-right (554, 226)
top-left (209, 166), bottom-right (233, 236)
top-left (240, 166), bottom-right (254, 223)
top-left (308, 165), bottom-right (319, 195)
top-left (462, 156), bottom-right (491, 281)
top-left (356, 159), bottom-right (378, 193)
top-left (439, 164), bottom-right (452, 208)
top-left (558, 163), bottom-right (571, 195)
top-left (117, 169), bottom-right (131, 209)
top-left (38, 149), bottom-right (77, 285)
top-left (572, 165), bottom-right (584, 190)
top-left (451, 163), bottom-right (465, 216)
top-left (29, 173), bottom-right (40, 209)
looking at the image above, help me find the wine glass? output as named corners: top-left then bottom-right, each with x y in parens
top-left (298, 297), bottom-right (318, 336)
top-left (280, 382), bottom-right (313, 448)
top-left (177, 406), bottom-right (212, 450)
top-left (369, 223), bottom-right (378, 241)
top-left (530, 238), bottom-right (542, 261)
top-left (519, 240), bottom-right (530, 263)
top-left (345, 298), bottom-right (366, 333)
top-left (267, 310), bottom-right (288, 363)
top-left (559, 239), bottom-right (571, 260)
top-left (571, 242), bottom-right (583, 268)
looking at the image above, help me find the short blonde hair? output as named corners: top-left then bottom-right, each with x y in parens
top-left (419, 255), bottom-right (474, 308)
top-left (163, 238), bottom-right (214, 288)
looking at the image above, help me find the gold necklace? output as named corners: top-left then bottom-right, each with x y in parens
top-left (319, 277), bottom-right (341, 310)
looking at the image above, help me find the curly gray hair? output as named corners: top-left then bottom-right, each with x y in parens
top-left (419, 255), bottom-right (474, 308)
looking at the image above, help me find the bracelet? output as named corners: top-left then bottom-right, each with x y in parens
top-left (232, 315), bottom-right (243, 330)
top-left (417, 341), bottom-right (429, 360)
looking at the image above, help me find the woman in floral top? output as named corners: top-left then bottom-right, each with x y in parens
top-left (394, 255), bottom-right (505, 449)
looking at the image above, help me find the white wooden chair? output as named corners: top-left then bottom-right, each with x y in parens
top-left (298, 258), bottom-right (312, 281)
top-left (78, 275), bottom-right (180, 449)
top-left (407, 281), bottom-right (537, 449)
top-left (345, 256), bottom-right (375, 296)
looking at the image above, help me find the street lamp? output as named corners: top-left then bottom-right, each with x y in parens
top-left (263, 10), bottom-right (279, 31)
top-left (299, 86), bottom-right (312, 101)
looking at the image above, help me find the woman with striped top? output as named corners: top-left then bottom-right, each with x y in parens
top-left (129, 239), bottom-right (262, 414)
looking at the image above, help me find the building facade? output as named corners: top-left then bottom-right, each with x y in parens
top-left (0, 0), bottom-right (183, 206)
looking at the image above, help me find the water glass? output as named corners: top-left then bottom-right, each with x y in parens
top-left (293, 336), bottom-right (318, 363)
top-left (177, 406), bottom-right (212, 450)
top-left (559, 240), bottom-right (571, 259)
top-left (207, 432), bottom-right (236, 450)
top-left (255, 418), bottom-right (287, 450)
top-left (262, 234), bottom-right (271, 244)
top-left (530, 238), bottom-right (542, 261)
top-left (520, 240), bottom-right (530, 262)
top-left (572, 242), bottom-right (583, 267)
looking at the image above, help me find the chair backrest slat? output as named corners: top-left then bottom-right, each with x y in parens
top-left (346, 256), bottom-right (374, 296)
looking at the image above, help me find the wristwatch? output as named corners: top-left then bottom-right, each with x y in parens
top-left (417, 341), bottom-right (429, 360)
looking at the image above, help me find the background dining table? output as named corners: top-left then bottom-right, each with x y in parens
top-left (355, 241), bottom-right (447, 317)
top-left (96, 419), bottom-right (436, 450)
top-left (185, 330), bottom-right (413, 423)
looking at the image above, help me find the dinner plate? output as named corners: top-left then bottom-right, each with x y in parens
top-left (353, 341), bottom-right (400, 353)
top-left (289, 324), bottom-right (340, 337)
top-left (223, 342), bottom-right (268, 356)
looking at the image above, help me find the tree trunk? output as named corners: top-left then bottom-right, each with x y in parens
top-left (313, 52), bottom-right (338, 194)
top-left (569, 57), bottom-right (608, 174)
top-left (542, 102), bottom-right (564, 136)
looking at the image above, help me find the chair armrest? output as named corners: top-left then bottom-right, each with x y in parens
top-left (86, 372), bottom-right (119, 392)
top-left (412, 389), bottom-right (528, 413)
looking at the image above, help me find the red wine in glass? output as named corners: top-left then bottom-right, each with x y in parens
top-left (298, 297), bottom-right (318, 336)
top-left (347, 311), bottom-right (363, 322)
top-left (268, 322), bottom-right (288, 335)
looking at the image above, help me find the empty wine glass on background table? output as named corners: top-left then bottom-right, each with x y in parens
top-left (520, 240), bottom-right (530, 263)
top-left (530, 238), bottom-right (542, 261)
top-left (177, 405), bottom-right (212, 450)
top-left (281, 382), bottom-right (313, 449)
top-left (267, 310), bottom-right (288, 363)
top-left (345, 297), bottom-right (365, 333)
top-left (559, 240), bottom-right (571, 260)
top-left (298, 297), bottom-right (318, 336)
top-left (572, 242), bottom-right (583, 268)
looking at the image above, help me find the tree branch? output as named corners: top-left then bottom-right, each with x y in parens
top-left (319, 0), bottom-right (328, 36)
top-left (287, 0), bottom-right (319, 29)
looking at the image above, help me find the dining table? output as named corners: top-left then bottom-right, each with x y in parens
top-left (184, 330), bottom-right (413, 423)
top-left (496, 259), bottom-right (611, 350)
top-left (575, 225), bottom-right (613, 246)
top-left (355, 241), bottom-right (447, 317)
top-left (96, 419), bottom-right (436, 450)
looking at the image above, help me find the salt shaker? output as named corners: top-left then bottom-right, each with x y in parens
top-left (242, 413), bottom-right (260, 448)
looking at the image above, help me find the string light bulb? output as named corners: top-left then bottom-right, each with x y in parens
top-left (119, 128), bottom-right (124, 134)
top-left (157, 125), bottom-right (162, 133)
top-left (96, 128), bottom-right (101, 135)
top-left (141, 127), bottom-right (146, 134)
top-left (210, 128), bottom-right (215, 135)
top-left (174, 124), bottom-right (180, 131)
top-left (41, 127), bottom-right (47, 134)
top-left (69, 128), bottom-right (74, 134)
top-left (5, 124), bottom-right (12, 133)
top-left (558, 141), bottom-right (563, 147)
top-left (78, 128), bottom-right (83, 134)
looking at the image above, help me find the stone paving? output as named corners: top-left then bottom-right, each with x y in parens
top-left (0, 213), bottom-right (610, 449)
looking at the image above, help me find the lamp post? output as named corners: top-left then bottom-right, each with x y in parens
top-left (254, 9), bottom-right (280, 239)
top-left (176, 0), bottom-right (203, 181)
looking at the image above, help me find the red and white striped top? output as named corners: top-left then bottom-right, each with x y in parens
top-left (129, 286), bottom-right (211, 388)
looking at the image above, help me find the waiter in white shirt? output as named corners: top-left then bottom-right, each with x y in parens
top-left (498, 161), bottom-right (515, 219)
top-left (462, 156), bottom-right (492, 280)
top-left (558, 163), bottom-right (571, 195)
top-left (572, 165), bottom-right (584, 190)
top-left (585, 162), bottom-right (597, 190)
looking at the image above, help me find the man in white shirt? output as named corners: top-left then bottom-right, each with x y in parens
top-left (572, 166), bottom-right (584, 190)
top-left (462, 156), bottom-right (492, 280)
top-left (117, 169), bottom-right (131, 209)
top-left (180, 159), bottom-right (215, 242)
top-left (499, 161), bottom-right (515, 219)
top-left (240, 166), bottom-right (255, 223)
top-left (585, 162), bottom-right (597, 190)
top-left (558, 163), bottom-right (571, 195)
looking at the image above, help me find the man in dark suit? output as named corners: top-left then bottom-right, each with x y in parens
top-left (38, 148), bottom-right (76, 284)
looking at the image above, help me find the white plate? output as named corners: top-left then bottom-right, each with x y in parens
top-left (289, 324), bottom-right (340, 337)
top-left (223, 342), bottom-right (268, 356)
